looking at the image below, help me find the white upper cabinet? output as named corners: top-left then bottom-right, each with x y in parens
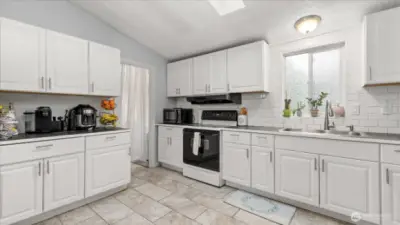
top-left (46, 30), bottom-right (89, 94)
top-left (43, 153), bottom-right (84, 212)
top-left (275, 149), bottom-right (319, 206)
top-left (0, 18), bottom-right (45, 92)
top-left (192, 50), bottom-right (227, 95)
top-left (382, 164), bottom-right (400, 225)
top-left (0, 160), bottom-right (43, 225)
top-left (89, 42), bottom-right (121, 96)
top-left (167, 59), bottom-right (192, 97)
top-left (227, 41), bottom-right (269, 93)
top-left (320, 156), bottom-right (380, 224)
top-left (365, 7), bottom-right (400, 85)
top-left (193, 54), bottom-right (211, 95)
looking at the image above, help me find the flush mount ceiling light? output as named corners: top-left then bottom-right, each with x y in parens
top-left (208, 0), bottom-right (246, 16)
top-left (294, 15), bottom-right (322, 34)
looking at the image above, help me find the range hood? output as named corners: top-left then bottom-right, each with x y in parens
top-left (186, 94), bottom-right (242, 105)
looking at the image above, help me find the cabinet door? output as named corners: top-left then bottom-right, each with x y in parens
top-left (320, 156), bottom-right (379, 224)
top-left (89, 42), bottom-right (121, 96)
top-left (167, 59), bottom-right (192, 97)
top-left (366, 7), bottom-right (400, 84)
top-left (209, 50), bottom-right (227, 94)
top-left (382, 164), bottom-right (400, 225)
top-left (251, 146), bottom-right (274, 193)
top-left (46, 30), bottom-right (89, 94)
top-left (227, 41), bottom-right (267, 93)
top-left (170, 137), bottom-right (183, 168)
top-left (0, 18), bottom-right (45, 92)
top-left (192, 54), bottom-right (210, 95)
top-left (44, 153), bottom-right (84, 211)
top-left (158, 137), bottom-right (169, 164)
top-left (275, 149), bottom-right (319, 206)
top-left (222, 143), bottom-right (251, 187)
top-left (86, 145), bottom-right (130, 197)
top-left (0, 160), bottom-right (43, 225)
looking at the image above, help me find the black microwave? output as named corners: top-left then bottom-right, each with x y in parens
top-left (163, 108), bottom-right (193, 124)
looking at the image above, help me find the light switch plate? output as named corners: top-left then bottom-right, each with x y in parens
top-left (351, 104), bottom-right (360, 115)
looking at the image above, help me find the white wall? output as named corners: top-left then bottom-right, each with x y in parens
top-left (177, 23), bottom-right (400, 134)
top-left (0, 0), bottom-right (173, 166)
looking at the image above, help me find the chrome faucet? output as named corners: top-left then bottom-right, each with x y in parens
top-left (324, 100), bottom-right (335, 130)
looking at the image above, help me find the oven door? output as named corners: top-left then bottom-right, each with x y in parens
top-left (163, 109), bottom-right (178, 124)
top-left (183, 128), bottom-right (220, 172)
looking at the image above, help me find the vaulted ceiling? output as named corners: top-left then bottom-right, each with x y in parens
top-left (72, 0), bottom-right (400, 60)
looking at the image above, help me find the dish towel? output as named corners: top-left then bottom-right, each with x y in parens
top-left (192, 132), bottom-right (201, 156)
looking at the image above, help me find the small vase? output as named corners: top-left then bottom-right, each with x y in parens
top-left (283, 109), bottom-right (291, 118)
top-left (296, 109), bottom-right (302, 117)
top-left (310, 109), bottom-right (319, 117)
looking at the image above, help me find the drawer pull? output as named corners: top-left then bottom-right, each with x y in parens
top-left (394, 150), bottom-right (400, 153)
top-left (269, 152), bottom-right (273, 162)
top-left (321, 159), bottom-right (325, 172)
top-left (47, 160), bottom-right (50, 174)
top-left (257, 136), bottom-right (268, 139)
top-left (106, 136), bottom-right (116, 140)
top-left (230, 134), bottom-right (239, 137)
top-left (314, 158), bottom-right (317, 171)
top-left (246, 149), bottom-right (249, 158)
top-left (35, 144), bottom-right (53, 150)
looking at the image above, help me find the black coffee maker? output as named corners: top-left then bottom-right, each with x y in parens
top-left (35, 107), bottom-right (53, 133)
top-left (68, 105), bottom-right (97, 131)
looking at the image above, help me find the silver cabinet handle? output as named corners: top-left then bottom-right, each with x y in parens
top-left (48, 78), bottom-right (52, 90)
top-left (394, 150), bottom-right (400, 153)
top-left (314, 158), bottom-right (317, 171)
top-left (38, 162), bottom-right (41, 176)
top-left (47, 160), bottom-right (50, 174)
top-left (227, 83), bottom-right (230, 91)
top-left (321, 159), bottom-right (325, 172)
top-left (386, 168), bottom-right (390, 185)
top-left (92, 82), bottom-right (95, 92)
top-left (246, 149), bottom-right (249, 158)
top-left (269, 152), bottom-right (273, 162)
top-left (230, 134), bottom-right (239, 137)
top-left (35, 144), bottom-right (53, 151)
top-left (207, 84), bottom-right (210, 92)
top-left (369, 66), bottom-right (372, 80)
top-left (41, 77), bottom-right (45, 89)
top-left (106, 136), bottom-right (116, 140)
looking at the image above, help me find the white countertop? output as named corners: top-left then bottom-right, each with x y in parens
top-left (0, 128), bottom-right (130, 146)
top-left (156, 124), bottom-right (400, 145)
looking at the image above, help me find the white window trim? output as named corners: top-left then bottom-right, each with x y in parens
top-left (282, 42), bottom-right (346, 117)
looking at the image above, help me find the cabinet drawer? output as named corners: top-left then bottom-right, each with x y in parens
top-left (86, 132), bottom-right (130, 150)
top-left (223, 131), bottom-right (250, 145)
top-left (251, 133), bottom-right (274, 147)
top-left (0, 138), bottom-right (85, 165)
top-left (158, 126), bottom-right (183, 138)
top-left (381, 144), bottom-right (400, 165)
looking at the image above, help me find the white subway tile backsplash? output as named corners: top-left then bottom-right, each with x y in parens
top-left (388, 128), bottom-right (400, 134)
top-left (378, 120), bottom-right (398, 128)
top-left (368, 127), bottom-right (388, 133)
top-left (359, 119), bottom-right (378, 127)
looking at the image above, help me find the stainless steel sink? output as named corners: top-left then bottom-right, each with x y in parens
top-left (279, 128), bottom-right (366, 137)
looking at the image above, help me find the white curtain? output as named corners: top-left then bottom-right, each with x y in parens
top-left (120, 64), bottom-right (150, 162)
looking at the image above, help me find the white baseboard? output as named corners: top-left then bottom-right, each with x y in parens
top-left (15, 185), bottom-right (128, 225)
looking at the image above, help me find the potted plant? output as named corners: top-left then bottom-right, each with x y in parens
top-left (283, 98), bottom-right (291, 118)
top-left (292, 101), bottom-right (306, 117)
top-left (306, 92), bottom-right (328, 117)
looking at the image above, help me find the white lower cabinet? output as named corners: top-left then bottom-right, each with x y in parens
top-left (0, 160), bottom-right (43, 225)
top-left (320, 156), bottom-right (380, 224)
top-left (85, 145), bottom-right (130, 197)
top-left (157, 126), bottom-right (183, 168)
top-left (275, 149), bottom-right (319, 206)
top-left (382, 164), bottom-right (400, 225)
top-left (222, 143), bottom-right (251, 187)
top-left (251, 146), bottom-right (274, 193)
top-left (44, 153), bottom-right (84, 211)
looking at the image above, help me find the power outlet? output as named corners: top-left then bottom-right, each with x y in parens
top-left (351, 104), bottom-right (360, 115)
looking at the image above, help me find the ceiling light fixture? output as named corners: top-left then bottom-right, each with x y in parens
top-left (294, 15), bottom-right (322, 34)
top-left (208, 0), bottom-right (246, 16)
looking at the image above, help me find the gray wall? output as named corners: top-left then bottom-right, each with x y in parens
top-left (0, 0), bottom-right (173, 166)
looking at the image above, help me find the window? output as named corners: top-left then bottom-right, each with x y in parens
top-left (285, 47), bottom-right (343, 115)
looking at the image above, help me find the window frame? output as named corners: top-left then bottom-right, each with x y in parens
top-left (283, 42), bottom-right (346, 117)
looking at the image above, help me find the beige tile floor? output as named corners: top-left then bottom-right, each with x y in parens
top-left (36, 164), bottom-right (350, 225)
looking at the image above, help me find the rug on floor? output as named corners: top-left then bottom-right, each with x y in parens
top-left (224, 190), bottom-right (296, 225)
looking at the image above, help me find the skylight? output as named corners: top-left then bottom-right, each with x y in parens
top-left (208, 0), bottom-right (246, 16)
